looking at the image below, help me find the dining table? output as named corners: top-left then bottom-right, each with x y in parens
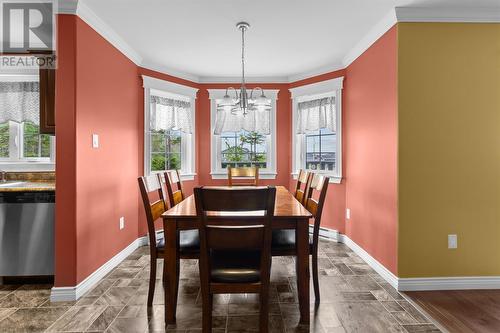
top-left (161, 185), bottom-right (312, 325)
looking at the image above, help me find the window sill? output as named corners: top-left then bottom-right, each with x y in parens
top-left (180, 173), bottom-right (196, 181)
top-left (210, 172), bottom-right (277, 180)
top-left (291, 172), bottom-right (342, 184)
top-left (0, 161), bottom-right (55, 172)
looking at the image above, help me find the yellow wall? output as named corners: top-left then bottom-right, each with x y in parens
top-left (398, 23), bottom-right (500, 277)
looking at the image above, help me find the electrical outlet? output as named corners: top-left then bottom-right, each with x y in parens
top-left (119, 217), bottom-right (125, 230)
top-left (92, 134), bottom-right (99, 148)
top-left (346, 208), bottom-right (351, 220)
top-left (448, 234), bottom-right (457, 249)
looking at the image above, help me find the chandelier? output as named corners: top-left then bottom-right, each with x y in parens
top-left (218, 22), bottom-right (271, 116)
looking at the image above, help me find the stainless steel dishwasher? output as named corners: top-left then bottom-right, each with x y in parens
top-left (0, 191), bottom-right (55, 276)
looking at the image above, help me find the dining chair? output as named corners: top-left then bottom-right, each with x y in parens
top-left (271, 173), bottom-right (329, 303)
top-left (138, 175), bottom-right (199, 307)
top-left (194, 186), bottom-right (276, 333)
top-left (159, 169), bottom-right (185, 208)
top-left (294, 169), bottom-right (312, 205)
top-left (227, 166), bottom-right (259, 186)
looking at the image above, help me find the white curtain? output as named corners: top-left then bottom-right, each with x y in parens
top-left (150, 95), bottom-right (192, 133)
top-left (0, 82), bottom-right (40, 125)
top-left (296, 96), bottom-right (336, 134)
top-left (214, 107), bottom-right (270, 135)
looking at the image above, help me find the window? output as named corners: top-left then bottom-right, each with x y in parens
top-left (220, 130), bottom-right (267, 169)
top-left (142, 75), bottom-right (198, 179)
top-left (150, 129), bottom-right (181, 171)
top-left (208, 89), bottom-right (278, 179)
top-left (305, 128), bottom-right (336, 171)
top-left (290, 77), bottom-right (343, 183)
top-left (0, 76), bottom-right (55, 169)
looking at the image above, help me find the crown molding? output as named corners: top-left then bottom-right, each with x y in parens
top-left (342, 9), bottom-right (397, 68)
top-left (58, 0), bottom-right (79, 14)
top-left (75, 1), bottom-right (142, 65)
top-left (199, 76), bottom-right (289, 84)
top-left (395, 7), bottom-right (500, 23)
top-left (140, 61), bottom-right (200, 84)
top-left (287, 62), bottom-right (344, 84)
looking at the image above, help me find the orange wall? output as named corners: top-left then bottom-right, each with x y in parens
top-left (55, 15), bottom-right (143, 286)
top-left (344, 26), bottom-right (398, 274)
top-left (54, 15), bottom-right (77, 286)
top-left (74, 17), bottom-right (142, 283)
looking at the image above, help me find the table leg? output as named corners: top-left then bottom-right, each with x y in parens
top-left (296, 219), bottom-right (310, 324)
top-left (164, 218), bottom-right (178, 324)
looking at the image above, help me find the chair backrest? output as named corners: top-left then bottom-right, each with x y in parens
top-left (227, 166), bottom-right (259, 186)
top-left (138, 175), bottom-right (167, 249)
top-left (294, 169), bottom-right (312, 205)
top-left (159, 170), bottom-right (184, 208)
top-left (194, 186), bottom-right (276, 283)
top-left (305, 174), bottom-right (330, 250)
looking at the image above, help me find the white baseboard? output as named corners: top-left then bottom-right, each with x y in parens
top-left (50, 236), bottom-right (148, 302)
top-left (309, 225), bottom-right (340, 240)
top-left (317, 226), bottom-right (500, 292)
top-left (398, 276), bottom-right (500, 291)
top-left (337, 234), bottom-right (399, 290)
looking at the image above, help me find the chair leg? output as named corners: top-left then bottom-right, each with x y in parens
top-left (147, 254), bottom-right (157, 307)
top-left (202, 293), bottom-right (213, 333)
top-left (260, 287), bottom-right (269, 333)
top-left (312, 250), bottom-right (320, 304)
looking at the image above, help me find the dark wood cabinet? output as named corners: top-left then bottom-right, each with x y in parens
top-left (39, 67), bottom-right (55, 134)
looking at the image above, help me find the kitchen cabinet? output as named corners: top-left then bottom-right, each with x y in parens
top-left (39, 68), bottom-right (56, 134)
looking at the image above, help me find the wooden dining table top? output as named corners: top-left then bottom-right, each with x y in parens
top-left (162, 185), bottom-right (312, 220)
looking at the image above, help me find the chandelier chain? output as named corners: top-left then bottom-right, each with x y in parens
top-left (241, 25), bottom-right (245, 89)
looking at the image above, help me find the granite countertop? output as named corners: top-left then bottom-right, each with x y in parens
top-left (0, 181), bottom-right (56, 192)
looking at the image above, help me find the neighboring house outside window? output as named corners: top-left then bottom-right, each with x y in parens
top-left (208, 89), bottom-right (278, 179)
top-left (142, 76), bottom-right (198, 180)
top-left (290, 77), bottom-right (344, 183)
top-left (0, 74), bottom-right (55, 171)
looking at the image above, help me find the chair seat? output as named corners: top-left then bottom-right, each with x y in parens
top-left (271, 229), bottom-right (313, 252)
top-left (156, 229), bottom-right (200, 254)
top-left (210, 250), bottom-right (261, 283)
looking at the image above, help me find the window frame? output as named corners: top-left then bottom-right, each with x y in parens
top-left (208, 89), bottom-right (278, 180)
top-left (142, 75), bottom-right (198, 180)
top-left (0, 73), bottom-right (55, 171)
top-left (290, 77), bottom-right (344, 184)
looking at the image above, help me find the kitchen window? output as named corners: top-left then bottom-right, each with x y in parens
top-left (0, 75), bottom-right (55, 169)
top-left (208, 89), bottom-right (278, 179)
top-left (142, 75), bottom-right (198, 179)
top-left (290, 77), bottom-right (343, 183)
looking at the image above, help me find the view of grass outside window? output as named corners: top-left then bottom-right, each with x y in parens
top-left (23, 122), bottom-right (51, 158)
top-left (150, 129), bottom-right (181, 172)
top-left (221, 130), bottom-right (267, 169)
top-left (0, 122), bottom-right (8, 158)
top-left (305, 128), bottom-right (336, 171)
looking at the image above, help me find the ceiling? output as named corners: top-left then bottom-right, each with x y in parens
top-left (81, 0), bottom-right (500, 81)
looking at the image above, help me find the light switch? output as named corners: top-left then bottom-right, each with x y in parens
top-left (346, 208), bottom-right (351, 220)
top-left (92, 134), bottom-right (99, 148)
top-left (448, 234), bottom-right (457, 249)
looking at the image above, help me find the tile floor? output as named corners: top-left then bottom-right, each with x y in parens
top-left (0, 239), bottom-right (441, 332)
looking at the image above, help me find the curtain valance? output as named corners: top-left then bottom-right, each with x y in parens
top-left (150, 95), bottom-right (192, 133)
top-left (296, 96), bottom-right (336, 134)
top-left (213, 107), bottom-right (270, 135)
top-left (0, 82), bottom-right (40, 125)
